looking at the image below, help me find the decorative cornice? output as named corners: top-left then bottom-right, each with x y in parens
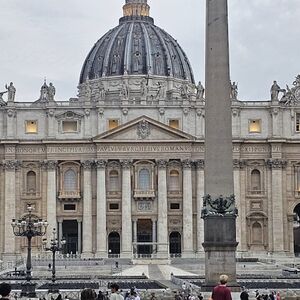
top-left (266, 159), bottom-right (287, 169)
top-left (156, 160), bottom-right (167, 169)
top-left (95, 159), bottom-right (107, 169)
top-left (81, 160), bottom-right (94, 169)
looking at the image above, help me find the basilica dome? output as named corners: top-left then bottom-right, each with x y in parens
top-left (79, 0), bottom-right (194, 84)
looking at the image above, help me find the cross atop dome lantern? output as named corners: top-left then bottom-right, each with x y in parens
top-left (123, 0), bottom-right (150, 17)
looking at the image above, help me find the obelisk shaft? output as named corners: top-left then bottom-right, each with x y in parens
top-left (203, 0), bottom-right (238, 290)
top-left (205, 0), bottom-right (233, 198)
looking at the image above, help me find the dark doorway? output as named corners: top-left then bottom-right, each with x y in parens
top-left (108, 232), bottom-right (120, 255)
top-left (62, 220), bottom-right (78, 254)
top-left (294, 204), bottom-right (300, 256)
top-left (169, 231), bottom-right (181, 255)
top-left (137, 219), bottom-right (152, 254)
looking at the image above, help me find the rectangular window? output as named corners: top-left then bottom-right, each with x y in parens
top-left (25, 120), bottom-right (38, 134)
top-left (296, 113), bottom-right (300, 132)
top-left (109, 203), bottom-right (119, 210)
top-left (170, 203), bottom-right (180, 210)
top-left (108, 119), bottom-right (119, 130)
top-left (169, 119), bottom-right (179, 129)
top-left (64, 204), bottom-right (76, 211)
top-left (249, 119), bottom-right (261, 133)
top-left (62, 121), bottom-right (78, 133)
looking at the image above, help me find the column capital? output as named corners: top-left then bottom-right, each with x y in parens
top-left (120, 159), bottom-right (132, 169)
top-left (266, 159), bottom-right (287, 169)
top-left (95, 159), bottom-right (107, 169)
top-left (2, 160), bottom-right (21, 170)
top-left (81, 160), bottom-right (94, 169)
top-left (233, 159), bottom-right (247, 169)
top-left (195, 159), bottom-right (205, 170)
top-left (182, 159), bottom-right (193, 169)
top-left (156, 159), bottom-right (168, 169)
top-left (41, 160), bottom-right (58, 170)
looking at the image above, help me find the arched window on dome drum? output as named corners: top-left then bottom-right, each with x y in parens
top-left (27, 171), bottom-right (36, 193)
top-left (252, 222), bottom-right (263, 244)
top-left (169, 170), bottom-right (180, 191)
top-left (109, 170), bottom-right (120, 191)
top-left (251, 169), bottom-right (261, 192)
top-left (64, 169), bottom-right (77, 191)
top-left (139, 168), bottom-right (150, 191)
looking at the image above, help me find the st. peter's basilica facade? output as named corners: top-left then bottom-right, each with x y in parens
top-left (1, 0), bottom-right (300, 262)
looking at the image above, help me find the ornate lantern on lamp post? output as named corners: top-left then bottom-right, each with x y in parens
top-left (42, 228), bottom-right (66, 293)
top-left (11, 204), bottom-right (48, 298)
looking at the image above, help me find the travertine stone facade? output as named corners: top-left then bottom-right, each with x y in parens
top-left (1, 0), bottom-right (300, 261)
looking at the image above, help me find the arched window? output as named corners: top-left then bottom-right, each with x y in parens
top-left (252, 222), bottom-right (263, 244)
top-left (109, 170), bottom-right (119, 191)
top-left (169, 170), bottom-right (180, 191)
top-left (251, 169), bottom-right (261, 191)
top-left (64, 169), bottom-right (77, 191)
top-left (27, 171), bottom-right (36, 193)
top-left (139, 169), bottom-right (150, 190)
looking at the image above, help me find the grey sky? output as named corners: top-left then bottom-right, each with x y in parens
top-left (0, 0), bottom-right (299, 102)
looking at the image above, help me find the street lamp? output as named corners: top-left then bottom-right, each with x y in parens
top-left (11, 204), bottom-right (48, 298)
top-left (42, 228), bottom-right (66, 293)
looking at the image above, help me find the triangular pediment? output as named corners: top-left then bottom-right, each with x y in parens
top-left (93, 115), bottom-right (195, 142)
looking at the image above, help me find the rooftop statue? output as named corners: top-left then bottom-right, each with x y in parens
top-left (5, 82), bottom-right (16, 102)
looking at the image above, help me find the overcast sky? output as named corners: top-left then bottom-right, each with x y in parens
top-left (0, 0), bottom-right (299, 102)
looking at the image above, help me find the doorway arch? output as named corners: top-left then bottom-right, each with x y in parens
top-left (294, 204), bottom-right (300, 256)
top-left (108, 232), bottom-right (120, 255)
top-left (169, 231), bottom-right (181, 256)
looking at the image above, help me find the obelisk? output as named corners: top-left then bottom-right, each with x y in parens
top-left (202, 0), bottom-right (239, 290)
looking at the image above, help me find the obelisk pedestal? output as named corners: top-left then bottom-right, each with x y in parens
top-left (201, 0), bottom-right (239, 291)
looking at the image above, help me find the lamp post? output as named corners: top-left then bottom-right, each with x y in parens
top-left (11, 204), bottom-right (48, 298)
top-left (42, 228), bottom-right (66, 293)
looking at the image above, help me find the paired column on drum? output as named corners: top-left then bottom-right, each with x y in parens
top-left (182, 160), bottom-right (194, 258)
top-left (195, 160), bottom-right (205, 255)
top-left (121, 160), bottom-right (132, 258)
top-left (95, 160), bottom-right (107, 257)
top-left (45, 160), bottom-right (58, 242)
top-left (81, 160), bottom-right (93, 257)
top-left (3, 160), bottom-right (20, 255)
top-left (157, 160), bottom-right (168, 258)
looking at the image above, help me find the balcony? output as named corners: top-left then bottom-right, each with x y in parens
top-left (134, 189), bottom-right (155, 199)
top-left (58, 190), bottom-right (81, 201)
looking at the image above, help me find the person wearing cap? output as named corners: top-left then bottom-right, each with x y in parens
top-left (211, 275), bottom-right (232, 300)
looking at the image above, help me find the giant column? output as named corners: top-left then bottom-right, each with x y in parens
top-left (46, 160), bottom-right (58, 241)
top-left (202, 0), bottom-right (239, 289)
top-left (82, 160), bottom-right (93, 257)
top-left (182, 160), bottom-right (194, 257)
top-left (121, 160), bottom-right (132, 258)
top-left (95, 160), bottom-right (107, 257)
top-left (157, 160), bottom-right (168, 258)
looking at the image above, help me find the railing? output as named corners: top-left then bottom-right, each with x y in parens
top-left (133, 190), bottom-right (155, 198)
top-left (58, 190), bottom-right (81, 199)
top-left (108, 254), bottom-right (120, 259)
